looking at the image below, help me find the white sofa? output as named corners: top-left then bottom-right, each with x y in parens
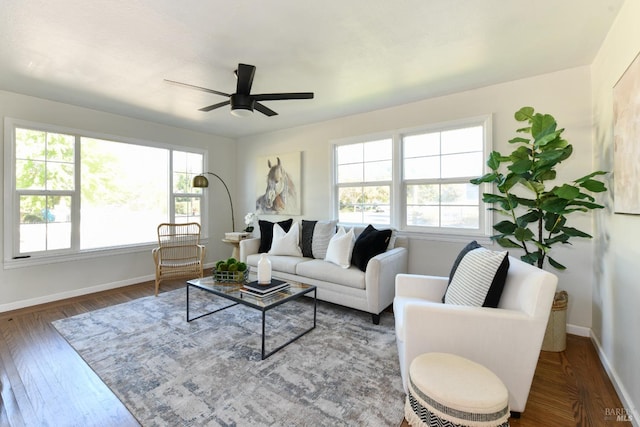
top-left (393, 256), bottom-right (557, 414)
top-left (240, 225), bottom-right (408, 324)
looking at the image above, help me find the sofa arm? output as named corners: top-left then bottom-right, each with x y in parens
top-left (395, 274), bottom-right (448, 302)
top-left (364, 246), bottom-right (408, 314)
top-left (239, 238), bottom-right (260, 262)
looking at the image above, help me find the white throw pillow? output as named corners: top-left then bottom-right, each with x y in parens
top-left (269, 222), bottom-right (303, 256)
top-left (324, 227), bottom-right (355, 268)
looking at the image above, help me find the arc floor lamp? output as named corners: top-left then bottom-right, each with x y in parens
top-left (192, 172), bottom-right (235, 232)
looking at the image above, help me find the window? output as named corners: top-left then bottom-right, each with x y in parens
top-left (403, 126), bottom-right (484, 230)
top-left (332, 116), bottom-right (491, 235)
top-left (335, 139), bottom-right (392, 225)
top-left (5, 119), bottom-right (205, 261)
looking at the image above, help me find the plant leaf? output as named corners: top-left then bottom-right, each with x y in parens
top-left (515, 227), bottom-right (535, 242)
top-left (540, 197), bottom-right (569, 213)
top-left (568, 200), bottom-right (605, 210)
top-left (534, 130), bottom-right (562, 148)
top-left (509, 137), bottom-right (530, 144)
top-left (531, 114), bottom-right (557, 140)
top-left (509, 159), bottom-right (533, 174)
top-left (548, 256), bottom-right (567, 270)
top-left (554, 184), bottom-right (580, 200)
top-left (575, 171), bottom-right (607, 183)
top-left (487, 151), bottom-right (502, 170)
top-left (514, 106), bottom-right (535, 122)
top-left (517, 211), bottom-right (541, 226)
top-left (493, 220), bottom-right (517, 234)
top-left (561, 226), bottom-right (592, 238)
top-left (495, 237), bottom-right (524, 249)
top-left (545, 234), bottom-right (570, 245)
top-left (579, 179), bottom-right (607, 193)
top-left (521, 252), bottom-right (541, 266)
top-left (470, 172), bottom-right (498, 185)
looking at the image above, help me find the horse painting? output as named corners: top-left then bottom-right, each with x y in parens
top-left (256, 157), bottom-right (298, 214)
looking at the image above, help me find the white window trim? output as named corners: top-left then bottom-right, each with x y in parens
top-left (330, 114), bottom-right (493, 238)
top-left (3, 117), bottom-right (207, 268)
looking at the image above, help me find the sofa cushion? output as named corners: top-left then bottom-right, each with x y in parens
top-left (444, 247), bottom-right (509, 308)
top-left (269, 222), bottom-right (303, 257)
top-left (325, 227), bottom-right (355, 268)
top-left (258, 218), bottom-right (293, 253)
top-left (295, 259), bottom-right (366, 290)
top-left (351, 224), bottom-right (393, 272)
top-left (312, 220), bottom-right (337, 259)
top-left (301, 220), bottom-right (317, 257)
top-left (246, 254), bottom-right (309, 275)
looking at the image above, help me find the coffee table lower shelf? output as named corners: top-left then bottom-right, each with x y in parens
top-left (186, 278), bottom-right (317, 360)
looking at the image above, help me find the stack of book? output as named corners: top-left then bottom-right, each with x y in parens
top-left (240, 279), bottom-right (289, 298)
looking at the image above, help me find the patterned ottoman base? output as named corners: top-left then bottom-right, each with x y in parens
top-left (405, 353), bottom-right (510, 427)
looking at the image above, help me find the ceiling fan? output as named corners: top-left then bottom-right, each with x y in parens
top-left (165, 63), bottom-right (314, 117)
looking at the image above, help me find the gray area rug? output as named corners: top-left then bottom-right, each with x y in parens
top-left (52, 287), bottom-right (404, 426)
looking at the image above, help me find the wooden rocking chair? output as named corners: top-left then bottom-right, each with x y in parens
top-left (152, 223), bottom-right (206, 296)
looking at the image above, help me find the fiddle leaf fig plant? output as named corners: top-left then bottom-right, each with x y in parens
top-left (470, 106), bottom-right (607, 270)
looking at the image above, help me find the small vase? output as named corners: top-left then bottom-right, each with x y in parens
top-left (257, 253), bottom-right (272, 284)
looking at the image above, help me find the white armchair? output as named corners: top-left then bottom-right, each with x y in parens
top-left (394, 256), bottom-right (557, 414)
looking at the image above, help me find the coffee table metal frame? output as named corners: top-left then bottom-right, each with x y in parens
top-left (186, 277), bottom-right (317, 360)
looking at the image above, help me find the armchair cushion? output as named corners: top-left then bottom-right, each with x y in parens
top-left (444, 247), bottom-right (509, 308)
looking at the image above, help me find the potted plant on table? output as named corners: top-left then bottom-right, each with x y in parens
top-left (470, 106), bottom-right (608, 351)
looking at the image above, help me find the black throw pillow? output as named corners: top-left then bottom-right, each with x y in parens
top-left (351, 224), bottom-right (393, 272)
top-left (301, 220), bottom-right (317, 258)
top-left (258, 219), bottom-right (293, 253)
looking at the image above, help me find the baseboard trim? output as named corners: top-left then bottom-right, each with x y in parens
top-left (0, 274), bottom-right (155, 313)
top-left (590, 332), bottom-right (639, 426)
top-left (566, 323), bottom-right (590, 337)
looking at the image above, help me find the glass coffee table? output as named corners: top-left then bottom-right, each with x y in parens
top-left (186, 277), bottom-right (317, 360)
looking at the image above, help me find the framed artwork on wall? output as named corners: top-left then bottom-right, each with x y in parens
top-left (613, 50), bottom-right (640, 214)
top-left (255, 151), bottom-right (301, 215)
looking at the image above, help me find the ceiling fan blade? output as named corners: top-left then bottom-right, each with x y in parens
top-left (164, 79), bottom-right (230, 98)
top-left (235, 64), bottom-right (256, 95)
top-left (253, 92), bottom-right (314, 101)
top-left (199, 100), bottom-right (231, 112)
top-left (254, 102), bottom-right (278, 117)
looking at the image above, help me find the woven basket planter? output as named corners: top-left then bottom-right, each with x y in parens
top-left (213, 269), bottom-right (249, 284)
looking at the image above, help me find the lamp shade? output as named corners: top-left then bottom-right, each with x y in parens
top-left (192, 175), bottom-right (209, 188)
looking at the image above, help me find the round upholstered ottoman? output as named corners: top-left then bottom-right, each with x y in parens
top-left (405, 353), bottom-right (510, 427)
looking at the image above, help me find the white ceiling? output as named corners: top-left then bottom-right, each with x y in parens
top-left (0, 0), bottom-right (624, 138)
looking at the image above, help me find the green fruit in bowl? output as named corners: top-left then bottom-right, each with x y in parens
top-left (228, 263), bottom-right (238, 272)
top-left (227, 257), bottom-right (237, 265)
top-left (217, 263), bottom-right (228, 271)
top-left (236, 262), bottom-right (247, 272)
top-left (215, 260), bottom-right (225, 269)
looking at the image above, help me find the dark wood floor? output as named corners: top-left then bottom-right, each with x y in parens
top-left (0, 278), bottom-right (629, 427)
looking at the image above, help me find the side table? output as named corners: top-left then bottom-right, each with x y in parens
top-left (222, 239), bottom-right (241, 259)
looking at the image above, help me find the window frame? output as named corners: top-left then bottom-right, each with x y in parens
top-left (3, 117), bottom-right (207, 267)
top-left (331, 115), bottom-right (493, 238)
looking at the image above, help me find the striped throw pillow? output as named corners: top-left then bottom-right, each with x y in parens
top-left (444, 247), bottom-right (509, 307)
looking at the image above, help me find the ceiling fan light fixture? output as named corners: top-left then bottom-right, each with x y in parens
top-left (230, 107), bottom-right (254, 117)
top-left (230, 93), bottom-right (255, 117)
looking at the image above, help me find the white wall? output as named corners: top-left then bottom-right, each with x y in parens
top-left (591, 0), bottom-right (640, 420)
top-left (0, 90), bottom-right (236, 311)
top-left (237, 66), bottom-right (596, 330)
